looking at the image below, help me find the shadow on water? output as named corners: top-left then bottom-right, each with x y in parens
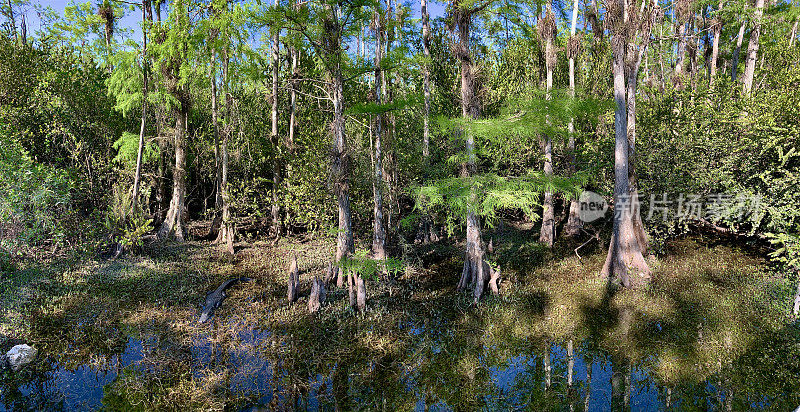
top-left (2, 237), bottom-right (800, 410)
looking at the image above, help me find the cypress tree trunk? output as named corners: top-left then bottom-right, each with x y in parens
top-left (157, 103), bottom-right (188, 241)
top-left (674, 20), bottom-right (687, 77)
top-left (565, 0), bottom-right (583, 237)
top-left (132, 0), bottom-right (150, 215)
top-left (539, 5), bottom-right (556, 247)
top-left (271, 0), bottom-right (283, 239)
top-left (742, 0), bottom-right (764, 95)
top-left (7, 0), bottom-right (17, 44)
top-left (732, 7), bottom-right (747, 82)
top-left (208, 46), bottom-right (223, 239)
top-left (158, 0), bottom-right (190, 242)
top-left (421, 0), bottom-right (431, 158)
top-left (626, 3), bottom-right (654, 256)
top-left (372, 9), bottom-right (386, 261)
top-left (215, 48), bottom-right (234, 254)
top-left (289, 44), bottom-right (298, 149)
top-left (326, 3), bottom-right (354, 288)
top-left (453, 8), bottom-right (486, 297)
top-left (792, 275), bottom-right (800, 317)
top-left (601, 28), bottom-right (651, 287)
top-left (709, 0), bottom-right (722, 83)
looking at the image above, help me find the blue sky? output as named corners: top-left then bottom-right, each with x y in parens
top-left (26, 0), bottom-right (449, 44)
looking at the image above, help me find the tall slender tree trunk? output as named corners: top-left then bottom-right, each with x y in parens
top-left (742, 0), bottom-right (764, 95)
top-left (626, 1), bottom-right (653, 256)
top-left (383, 0), bottom-right (400, 230)
top-left (421, 0), bottom-right (431, 158)
top-left (372, 9), bottom-right (387, 261)
top-left (539, 4), bottom-right (556, 247)
top-left (271, 0), bottom-right (283, 239)
top-left (132, 0), bottom-right (150, 215)
top-left (732, 6), bottom-right (747, 82)
top-left (674, 21), bottom-right (687, 77)
top-left (289, 48), bottom-right (298, 148)
top-left (709, 0), bottom-right (722, 84)
top-left (565, 0), bottom-right (583, 237)
top-left (157, 103), bottom-right (188, 241)
top-left (332, 66), bottom-right (356, 298)
top-left (215, 48), bottom-right (234, 254)
top-left (208, 44), bottom-right (223, 239)
top-left (7, 0), bottom-right (17, 44)
top-left (157, 1), bottom-right (189, 242)
top-left (601, 22), bottom-right (651, 287)
top-left (325, 4), bottom-right (354, 290)
top-left (790, 20), bottom-right (798, 47)
top-left (791, 277), bottom-right (800, 316)
top-left (452, 8), bottom-right (487, 300)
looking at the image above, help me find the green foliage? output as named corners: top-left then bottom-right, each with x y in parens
top-left (414, 171), bottom-right (586, 234)
top-left (104, 184), bottom-right (153, 252)
top-left (338, 249), bottom-right (404, 281)
top-left (0, 133), bottom-right (72, 253)
top-left (112, 131), bottom-right (160, 168)
top-left (767, 232), bottom-right (800, 270)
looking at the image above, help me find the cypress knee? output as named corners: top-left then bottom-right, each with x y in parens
top-left (287, 254), bottom-right (299, 303)
top-left (308, 277), bottom-right (326, 313)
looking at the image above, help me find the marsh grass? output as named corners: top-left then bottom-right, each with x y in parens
top-left (0, 227), bottom-right (798, 410)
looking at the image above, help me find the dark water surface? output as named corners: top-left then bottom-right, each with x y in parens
top-left (2, 318), bottom-right (799, 411)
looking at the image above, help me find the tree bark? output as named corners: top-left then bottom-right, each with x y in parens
top-left (539, 4), bottom-right (556, 247)
top-left (674, 20), bottom-right (687, 78)
top-left (308, 277), bottom-right (326, 313)
top-left (601, 28), bottom-right (651, 287)
top-left (208, 46), bottom-right (223, 239)
top-left (132, 1), bottom-right (150, 216)
top-left (289, 45), bottom-right (298, 150)
top-left (7, 0), bottom-right (17, 44)
top-left (215, 47), bottom-right (234, 254)
top-left (731, 7), bottom-right (747, 82)
top-left (626, 5), bottom-right (653, 256)
top-left (742, 0), bottom-right (765, 95)
top-left (287, 254), bottom-right (299, 303)
top-left (326, 3), bottom-right (354, 288)
top-left (421, 0), bottom-right (431, 158)
top-left (356, 273), bottom-right (366, 312)
top-left (452, 7), bottom-right (486, 297)
top-left (565, 0), bottom-right (583, 237)
top-left (372, 9), bottom-right (387, 261)
top-left (790, 20), bottom-right (798, 47)
top-left (792, 275), bottom-right (800, 317)
top-left (709, 0), bottom-right (722, 84)
top-left (271, 0), bottom-right (283, 239)
top-left (157, 103), bottom-right (188, 241)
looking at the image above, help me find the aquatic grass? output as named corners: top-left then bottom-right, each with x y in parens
top-left (0, 230), bottom-right (798, 410)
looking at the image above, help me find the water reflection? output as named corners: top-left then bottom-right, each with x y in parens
top-left (2, 319), bottom-right (797, 411)
top-left (3, 278), bottom-right (800, 412)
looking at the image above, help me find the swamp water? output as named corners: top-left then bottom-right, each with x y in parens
top-left (2, 238), bottom-right (800, 410)
top-left (1, 315), bottom-right (799, 411)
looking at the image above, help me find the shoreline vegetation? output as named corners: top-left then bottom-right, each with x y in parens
top-left (3, 0), bottom-right (800, 408)
top-left (2, 224), bottom-right (798, 410)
